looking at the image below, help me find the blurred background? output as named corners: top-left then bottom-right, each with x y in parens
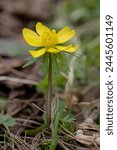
top-left (0, 0), bottom-right (100, 126)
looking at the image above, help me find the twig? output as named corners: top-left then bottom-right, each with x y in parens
top-left (58, 140), bottom-right (70, 150)
top-left (15, 118), bottom-right (40, 125)
top-left (32, 103), bottom-right (45, 113)
top-left (8, 98), bottom-right (44, 103)
top-left (0, 76), bottom-right (37, 85)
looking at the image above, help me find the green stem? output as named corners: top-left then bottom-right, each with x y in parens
top-left (47, 53), bottom-right (52, 129)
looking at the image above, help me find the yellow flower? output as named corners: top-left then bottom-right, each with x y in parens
top-left (22, 22), bottom-right (78, 58)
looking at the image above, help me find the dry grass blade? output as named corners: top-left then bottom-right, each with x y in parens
top-left (58, 140), bottom-right (70, 150)
top-left (0, 76), bottom-right (37, 85)
top-left (75, 134), bottom-right (95, 146)
top-left (78, 123), bottom-right (99, 131)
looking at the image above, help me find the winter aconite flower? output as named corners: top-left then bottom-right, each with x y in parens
top-left (22, 22), bottom-right (78, 58)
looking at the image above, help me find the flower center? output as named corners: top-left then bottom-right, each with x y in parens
top-left (41, 30), bottom-right (58, 47)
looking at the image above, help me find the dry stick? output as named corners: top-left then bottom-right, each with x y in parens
top-left (32, 103), bottom-right (45, 113)
top-left (15, 118), bottom-right (40, 126)
top-left (47, 53), bottom-right (52, 130)
top-left (58, 140), bottom-right (70, 150)
top-left (0, 76), bottom-right (37, 85)
top-left (8, 98), bottom-right (44, 103)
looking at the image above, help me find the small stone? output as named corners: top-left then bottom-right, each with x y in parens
top-left (76, 129), bottom-right (84, 136)
top-left (84, 118), bottom-right (93, 124)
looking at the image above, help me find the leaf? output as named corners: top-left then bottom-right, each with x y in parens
top-left (4, 117), bottom-right (16, 127)
top-left (37, 75), bottom-right (48, 93)
top-left (25, 124), bottom-right (47, 136)
top-left (50, 112), bottom-right (60, 150)
top-left (0, 114), bottom-right (16, 127)
top-left (63, 114), bottom-right (75, 123)
top-left (22, 56), bottom-right (38, 68)
top-left (57, 53), bottom-right (71, 72)
top-left (52, 54), bottom-right (60, 74)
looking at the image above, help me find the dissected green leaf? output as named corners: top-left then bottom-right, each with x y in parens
top-left (22, 56), bottom-right (38, 68)
top-left (50, 112), bottom-right (60, 150)
top-left (63, 114), bottom-right (75, 123)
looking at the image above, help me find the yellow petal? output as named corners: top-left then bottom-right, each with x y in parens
top-left (36, 22), bottom-right (50, 35)
top-left (57, 27), bottom-right (75, 44)
top-left (29, 48), bottom-right (47, 58)
top-left (55, 44), bottom-right (72, 51)
top-left (47, 48), bottom-right (60, 53)
top-left (22, 28), bottom-right (42, 47)
top-left (52, 29), bottom-right (56, 33)
top-left (63, 46), bottom-right (78, 53)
